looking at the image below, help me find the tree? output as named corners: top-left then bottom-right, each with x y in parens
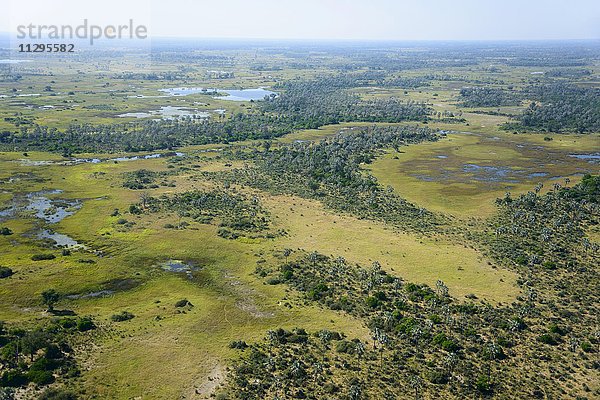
top-left (41, 289), bottom-right (60, 312)
top-left (20, 330), bottom-right (48, 362)
top-left (409, 375), bottom-right (422, 400)
top-left (283, 248), bottom-right (292, 263)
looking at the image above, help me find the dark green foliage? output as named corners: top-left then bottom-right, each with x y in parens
top-left (204, 125), bottom-right (443, 232)
top-left (229, 341), bottom-right (248, 350)
top-left (0, 370), bottom-right (27, 387)
top-left (38, 388), bottom-right (78, 400)
top-left (0, 227), bottom-right (13, 236)
top-left (76, 317), bottom-right (96, 332)
top-left (0, 319), bottom-right (88, 390)
top-left (0, 267), bottom-right (13, 279)
top-left (488, 177), bottom-right (599, 272)
top-left (31, 254), bottom-right (56, 261)
top-left (138, 189), bottom-right (274, 239)
top-left (110, 311), bottom-right (135, 322)
top-left (219, 232), bottom-right (599, 399)
top-left (432, 333), bottom-right (460, 352)
top-left (476, 375), bottom-right (493, 394)
top-left (174, 299), bottom-right (193, 308)
top-left (263, 75), bottom-right (432, 126)
top-left (426, 369), bottom-right (449, 384)
top-left (41, 289), bottom-right (60, 311)
top-left (459, 87), bottom-right (521, 107)
top-left (123, 169), bottom-right (173, 190)
top-left (27, 369), bottom-right (54, 385)
top-left (537, 334), bottom-right (559, 346)
top-left (0, 73), bottom-right (433, 154)
top-left (505, 84), bottom-right (600, 133)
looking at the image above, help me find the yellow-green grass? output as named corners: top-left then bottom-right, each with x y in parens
top-left (0, 154), bottom-right (370, 398)
top-left (262, 194), bottom-right (519, 304)
top-left (367, 132), bottom-right (600, 218)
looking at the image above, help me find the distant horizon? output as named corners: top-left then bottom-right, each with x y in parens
top-left (1, 32), bottom-right (600, 44)
top-left (2, 0), bottom-right (599, 42)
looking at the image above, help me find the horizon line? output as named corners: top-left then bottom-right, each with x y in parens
top-left (0, 31), bottom-right (600, 43)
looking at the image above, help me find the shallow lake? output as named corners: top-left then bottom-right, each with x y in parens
top-left (118, 106), bottom-right (211, 120)
top-left (159, 260), bottom-right (198, 279)
top-left (38, 229), bottom-right (84, 248)
top-left (159, 87), bottom-right (277, 101)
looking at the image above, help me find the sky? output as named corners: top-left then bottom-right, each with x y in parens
top-left (2, 0), bottom-right (599, 41)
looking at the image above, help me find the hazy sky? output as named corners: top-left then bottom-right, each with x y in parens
top-left (2, 0), bottom-right (599, 41)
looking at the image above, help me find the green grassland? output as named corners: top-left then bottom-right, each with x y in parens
top-left (368, 132), bottom-right (600, 217)
top-left (1, 46), bottom-right (599, 399)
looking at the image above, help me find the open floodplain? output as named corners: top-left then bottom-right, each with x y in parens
top-left (0, 40), bottom-right (599, 399)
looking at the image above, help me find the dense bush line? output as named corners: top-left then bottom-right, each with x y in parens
top-left (203, 125), bottom-right (443, 232)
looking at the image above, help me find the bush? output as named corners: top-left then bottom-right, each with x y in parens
top-left (175, 299), bottom-right (193, 308)
top-left (427, 370), bottom-right (448, 384)
top-left (110, 311), bottom-right (135, 322)
top-left (0, 370), bottom-right (27, 387)
top-left (30, 357), bottom-right (54, 371)
top-left (0, 227), bottom-right (13, 235)
top-left (548, 324), bottom-right (566, 336)
top-left (581, 341), bottom-right (594, 353)
top-left (0, 266), bottom-right (13, 279)
top-left (38, 388), bottom-right (78, 400)
top-left (432, 333), bottom-right (459, 352)
top-left (365, 296), bottom-right (380, 308)
top-left (32, 253), bottom-right (56, 261)
top-left (229, 340), bottom-right (248, 349)
top-left (428, 314), bottom-right (442, 324)
top-left (537, 333), bottom-right (559, 345)
top-left (335, 340), bottom-right (356, 354)
top-left (77, 317), bottom-right (96, 332)
top-left (476, 375), bottom-right (493, 394)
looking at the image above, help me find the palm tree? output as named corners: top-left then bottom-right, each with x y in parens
top-left (408, 375), bottom-right (422, 400)
top-left (356, 341), bottom-right (366, 361)
top-left (444, 352), bottom-right (458, 376)
top-left (283, 248), bottom-right (292, 263)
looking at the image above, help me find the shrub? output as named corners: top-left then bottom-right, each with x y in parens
top-left (0, 227), bottom-right (13, 235)
top-left (548, 324), bottom-right (566, 336)
top-left (38, 388), bottom-right (78, 400)
top-left (537, 333), bottom-right (559, 345)
top-left (77, 317), bottom-right (96, 332)
top-left (432, 333), bottom-right (459, 352)
top-left (27, 369), bottom-right (54, 385)
top-left (542, 261), bottom-right (557, 270)
top-left (428, 314), bottom-right (442, 324)
top-left (229, 340), bottom-right (248, 349)
top-left (427, 370), bottom-right (448, 384)
top-left (476, 375), bottom-right (493, 394)
top-left (175, 299), bottom-right (193, 308)
top-left (365, 296), bottom-right (380, 308)
top-left (581, 342), bottom-right (594, 353)
top-left (32, 253), bottom-right (56, 261)
top-left (335, 340), bottom-right (356, 354)
top-left (0, 266), bottom-right (13, 279)
top-left (30, 357), bottom-right (54, 371)
top-left (110, 311), bottom-right (135, 322)
top-left (0, 370), bottom-right (28, 387)
top-left (307, 283), bottom-right (329, 300)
